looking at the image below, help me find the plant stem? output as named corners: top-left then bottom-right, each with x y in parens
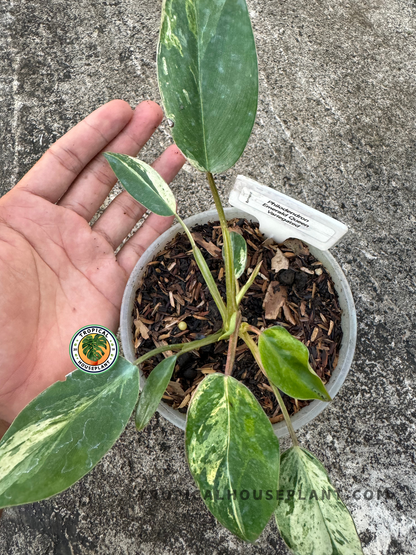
top-left (134, 330), bottom-right (224, 366)
top-left (240, 331), bottom-right (300, 447)
top-left (224, 312), bottom-right (242, 376)
top-left (269, 383), bottom-right (299, 447)
top-left (246, 325), bottom-right (261, 336)
top-left (206, 172), bottom-right (236, 315)
top-left (236, 260), bottom-right (262, 306)
top-left (175, 213), bottom-right (227, 324)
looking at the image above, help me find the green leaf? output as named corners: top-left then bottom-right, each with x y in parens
top-left (258, 326), bottom-right (332, 402)
top-left (157, 0), bottom-right (258, 173)
top-left (0, 357), bottom-right (139, 509)
top-left (135, 355), bottom-right (177, 431)
top-left (275, 447), bottom-right (363, 555)
top-left (192, 244), bottom-right (227, 323)
top-left (223, 232), bottom-right (247, 279)
top-left (185, 373), bottom-right (280, 542)
top-left (103, 152), bottom-right (176, 216)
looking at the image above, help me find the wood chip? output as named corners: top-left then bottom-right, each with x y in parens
top-left (270, 414), bottom-right (285, 424)
top-left (178, 394), bottom-right (191, 409)
top-left (283, 303), bottom-right (297, 325)
top-left (151, 302), bottom-right (161, 316)
top-left (311, 327), bottom-right (320, 342)
top-left (271, 248), bottom-right (289, 273)
top-left (300, 267), bottom-right (315, 275)
top-left (134, 319), bottom-right (150, 340)
top-left (139, 317), bottom-right (155, 324)
top-left (134, 337), bottom-right (142, 349)
top-left (192, 232), bottom-right (222, 258)
top-left (173, 293), bottom-right (185, 306)
top-left (229, 225), bottom-right (243, 236)
top-left (200, 367), bottom-right (216, 374)
top-left (315, 268), bottom-right (323, 275)
top-left (283, 238), bottom-right (309, 256)
top-left (261, 396), bottom-right (274, 411)
top-left (167, 381), bottom-right (185, 397)
top-left (263, 282), bottom-right (287, 319)
top-left (328, 320), bottom-right (334, 336)
top-left (258, 383), bottom-right (273, 393)
top-left (300, 301), bottom-right (307, 316)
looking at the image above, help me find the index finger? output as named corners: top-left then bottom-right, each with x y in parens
top-left (16, 100), bottom-right (133, 203)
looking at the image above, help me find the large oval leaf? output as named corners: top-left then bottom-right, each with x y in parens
top-left (0, 357), bottom-right (139, 508)
top-left (259, 326), bottom-right (331, 401)
top-left (223, 231), bottom-right (247, 279)
top-left (103, 152), bottom-right (176, 216)
top-left (157, 0), bottom-right (258, 173)
top-left (275, 447), bottom-right (363, 555)
top-left (135, 355), bottom-right (177, 431)
top-left (185, 373), bottom-right (280, 542)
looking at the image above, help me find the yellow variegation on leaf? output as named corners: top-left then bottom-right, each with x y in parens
top-left (157, 0), bottom-right (258, 173)
top-left (185, 373), bottom-right (280, 542)
top-left (275, 447), bottom-right (363, 555)
top-left (0, 358), bottom-right (139, 508)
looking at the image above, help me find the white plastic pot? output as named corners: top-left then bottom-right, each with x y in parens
top-left (120, 207), bottom-right (357, 438)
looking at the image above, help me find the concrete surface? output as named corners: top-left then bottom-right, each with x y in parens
top-left (1, 0), bottom-right (416, 553)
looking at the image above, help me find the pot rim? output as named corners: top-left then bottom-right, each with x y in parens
top-left (120, 207), bottom-right (357, 438)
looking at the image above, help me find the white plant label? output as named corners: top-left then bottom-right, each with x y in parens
top-left (229, 175), bottom-right (348, 250)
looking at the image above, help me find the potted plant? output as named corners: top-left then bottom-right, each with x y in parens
top-left (120, 204), bottom-right (357, 439)
top-left (0, 0), bottom-right (362, 552)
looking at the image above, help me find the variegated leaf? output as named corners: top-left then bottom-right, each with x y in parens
top-left (103, 152), bottom-right (176, 216)
top-left (259, 326), bottom-right (331, 401)
top-left (135, 355), bottom-right (177, 431)
top-left (185, 373), bottom-right (280, 542)
top-left (275, 447), bottom-right (363, 555)
top-left (0, 357), bottom-right (139, 508)
top-left (157, 0), bottom-right (258, 173)
top-left (223, 231), bottom-right (247, 279)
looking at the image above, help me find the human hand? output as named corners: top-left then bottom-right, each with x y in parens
top-left (0, 100), bottom-right (185, 425)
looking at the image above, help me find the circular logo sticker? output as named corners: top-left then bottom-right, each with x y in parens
top-left (69, 325), bottom-right (119, 374)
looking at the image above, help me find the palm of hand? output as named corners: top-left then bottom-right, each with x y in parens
top-left (0, 191), bottom-right (125, 421)
top-left (0, 100), bottom-right (185, 423)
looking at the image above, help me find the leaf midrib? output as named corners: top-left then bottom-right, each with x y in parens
top-left (224, 377), bottom-right (245, 539)
top-left (195, 2), bottom-right (209, 170)
top-left (296, 448), bottom-right (345, 546)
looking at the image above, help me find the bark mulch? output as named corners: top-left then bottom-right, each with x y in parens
top-left (133, 218), bottom-right (343, 424)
